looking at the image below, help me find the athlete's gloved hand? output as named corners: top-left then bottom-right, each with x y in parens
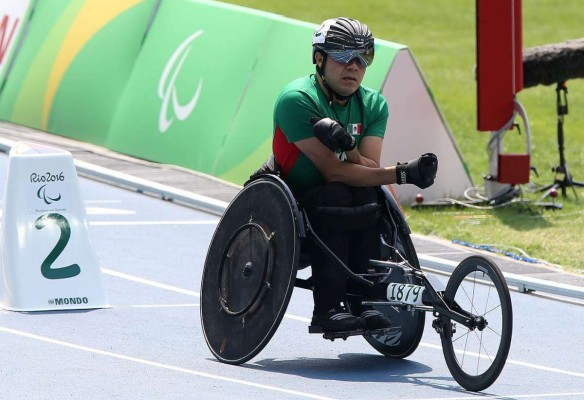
top-left (310, 116), bottom-right (356, 152)
top-left (395, 153), bottom-right (438, 189)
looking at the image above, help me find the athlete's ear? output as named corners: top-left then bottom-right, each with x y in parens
top-left (314, 51), bottom-right (324, 68)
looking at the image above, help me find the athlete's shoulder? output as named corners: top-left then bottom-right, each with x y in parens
top-left (275, 75), bottom-right (322, 113)
top-left (358, 84), bottom-right (387, 105)
top-left (277, 75), bottom-right (318, 102)
top-left (358, 84), bottom-right (388, 118)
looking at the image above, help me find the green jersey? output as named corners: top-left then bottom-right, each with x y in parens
top-left (273, 74), bottom-right (389, 191)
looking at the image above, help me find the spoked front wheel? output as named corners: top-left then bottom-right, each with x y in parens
top-left (440, 256), bottom-right (513, 392)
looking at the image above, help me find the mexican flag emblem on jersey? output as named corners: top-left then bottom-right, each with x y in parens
top-left (347, 123), bottom-right (362, 135)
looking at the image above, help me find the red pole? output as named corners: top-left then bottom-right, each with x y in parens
top-left (476, 0), bottom-right (522, 132)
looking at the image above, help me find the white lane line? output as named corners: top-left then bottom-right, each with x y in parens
top-left (409, 392), bottom-right (584, 400)
top-left (85, 200), bottom-right (122, 204)
top-left (118, 304), bottom-right (199, 308)
top-left (505, 359), bottom-right (584, 378)
top-left (418, 342), bottom-right (584, 378)
top-left (86, 207), bottom-right (135, 215)
top-left (91, 220), bottom-right (218, 226)
top-left (284, 314), bottom-right (311, 322)
top-left (102, 268), bottom-right (200, 297)
top-left (0, 327), bottom-right (337, 400)
top-left (102, 268), bottom-right (307, 321)
top-left (499, 392), bottom-right (584, 399)
top-left (104, 268), bottom-right (584, 379)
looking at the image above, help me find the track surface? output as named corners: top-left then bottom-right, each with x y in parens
top-left (1, 155), bottom-right (583, 400)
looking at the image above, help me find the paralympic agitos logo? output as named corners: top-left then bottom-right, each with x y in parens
top-left (158, 30), bottom-right (205, 133)
top-left (37, 184), bottom-right (62, 205)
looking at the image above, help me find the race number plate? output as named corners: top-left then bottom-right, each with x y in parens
top-left (386, 283), bottom-right (425, 305)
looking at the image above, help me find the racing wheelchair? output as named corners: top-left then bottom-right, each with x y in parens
top-left (200, 173), bottom-right (513, 392)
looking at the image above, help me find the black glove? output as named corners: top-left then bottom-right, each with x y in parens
top-left (310, 116), bottom-right (356, 152)
top-left (396, 153), bottom-right (438, 189)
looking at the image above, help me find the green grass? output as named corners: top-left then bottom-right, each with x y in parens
top-left (220, 0), bottom-right (584, 272)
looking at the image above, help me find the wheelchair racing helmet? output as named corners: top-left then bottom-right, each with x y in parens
top-left (312, 17), bottom-right (375, 102)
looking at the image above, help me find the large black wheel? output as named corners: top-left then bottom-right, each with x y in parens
top-left (440, 255), bottom-right (513, 392)
top-left (200, 177), bottom-right (301, 364)
top-left (363, 187), bottom-right (425, 358)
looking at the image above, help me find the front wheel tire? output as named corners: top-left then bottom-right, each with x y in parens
top-left (440, 256), bottom-right (513, 392)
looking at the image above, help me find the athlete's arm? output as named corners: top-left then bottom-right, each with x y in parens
top-left (344, 135), bottom-right (382, 167)
top-left (295, 137), bottom-right (398, 187)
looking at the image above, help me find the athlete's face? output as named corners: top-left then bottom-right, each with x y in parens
top-left (316, 52), bottom-right (366, 99)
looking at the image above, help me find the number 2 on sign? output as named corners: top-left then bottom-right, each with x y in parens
top-left (35, 213), bottom-right (81, 280)
top-left (387, 283), bottom-right (424, 305)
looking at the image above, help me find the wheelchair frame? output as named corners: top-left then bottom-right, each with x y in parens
top-left (200, 174), bottom-right (512, 392)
